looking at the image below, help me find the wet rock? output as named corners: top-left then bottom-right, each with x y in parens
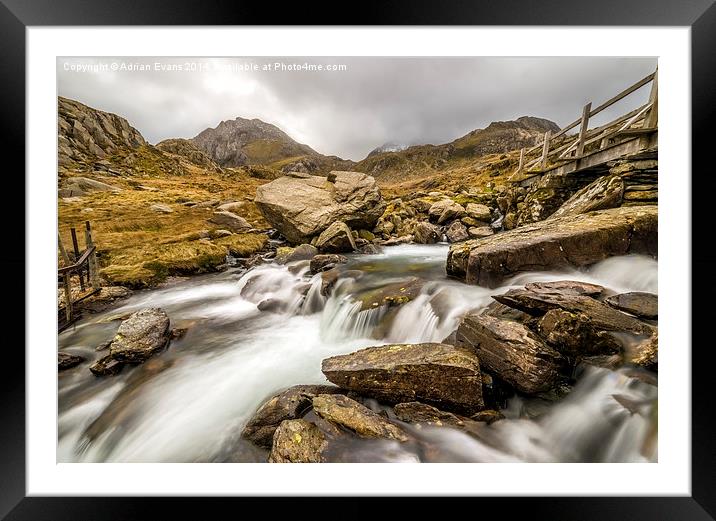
top-left (537, 309), bottom-right (621, 356)
top-left (108, 308), bottom-right (171, 363)
top-left (468, 226), bottom-right (494, 239)
top-left (525, 280), bottom-right (605, 297)
top-left (605, 292), bottom-right (658, 319)
top-left (394, 402), bottom-right (469, 428)
top-left (465, 203), bottom-right (492, 222)
top-left (257, 299), bottom-right (286, 313)
top-left (89, 354), bottom-right (125, 376)
top-left (315, 222), bottom-right (356, 253)
top-left (77, 286), bottom-right (133, 313)
top-left (446, 206), bottom-right (657, 288)
top-left (493, 288), bottom-right (653, 335)
top-left (480, 300), bottom-right (534, 324)
top-left (208, 211), bottom-right (252, 233)
top-left (470, 409), bottom-right (505, 424)
top-left (357, 243), bottom-right (382, 254)
top-left (628, 331), bottom-right (658, 370)
top-left (451, 314), bottom-right (562, 395)
top-left (549, 175), bottom-right (624, 219)
top-left (322, 342), bottom-right (484, 414)
top-left (275, 244), bottom-right (318, 264)
top-left (382, 235), bottom-right (414, 246)
top-left (321, 269), bottom-right (341, 296)
top-left (58, 352), bottom-right (84, 370)
top-left (242, 384), bottom-right (342, 447)
top-left (310, 254), bottom-right (348, 274)
top-left (254, 171), bottom-right (385, 244)
top-left (268, 419), bottom-right (327, 463)
top-left (413, 221), bottom-right (442, 244)
top-left (170, 327), bottom-right (187, 340)
top-left (445, 221), bottom-right (469, 243)
top-left (354, 277), bottom-right (424, 311)
top-left (312, 394), bottom-right (407, 441)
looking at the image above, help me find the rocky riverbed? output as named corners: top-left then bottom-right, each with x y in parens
top-left (58, 158), bottom-right (658, 463)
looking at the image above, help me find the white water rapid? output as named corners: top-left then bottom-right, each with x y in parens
top-left (58, 244), bottom-right (657, 463)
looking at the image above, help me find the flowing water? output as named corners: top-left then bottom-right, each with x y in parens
top-left (58, 244), bottom-right (658, 463)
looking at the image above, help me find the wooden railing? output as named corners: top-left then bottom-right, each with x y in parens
top-left (58, 221), bottom-right (100, 330)
top-left (513, 68), bottom-right (658, 177)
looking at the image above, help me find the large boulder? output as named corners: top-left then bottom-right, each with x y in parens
top-left (315, 222), bottom-right (356, 253)
top-left (549, 175), bottom-right (624, 219)
top-left (321, 343), bottom-right (484, 414)
top-left (208, 211), bottom-right (252, 233)
top-left (428, 200), bottom-right (466, 224)
top-left (275, 244), bottom-right (318, 264)
top-left (536, 309), bottom-right (621, 356)
top-left (254, 171), bottom-right (385, 244)
top-left (108, 308), bottom-right (171, 363)
top-left (413, 221), bottom-right (442, 244)
top-left (451, 314), bottom-right (562, 394)
top-left (312, 394), bottom-right (407, 441)
top-left (268, 419), bottom-right (326, 463)
top-left (446, 206), bottom-right (657, 288)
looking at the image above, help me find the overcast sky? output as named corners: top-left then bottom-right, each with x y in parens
top-left (58, 57), bottom-right (657, 161)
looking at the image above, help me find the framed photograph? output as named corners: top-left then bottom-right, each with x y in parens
top-left (5, 0), bottom-right (714, 517)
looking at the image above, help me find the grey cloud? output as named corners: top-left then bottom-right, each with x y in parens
top-left (57, 56), bottom-right (657, 161)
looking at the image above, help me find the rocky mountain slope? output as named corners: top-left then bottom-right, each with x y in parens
top-left (191, 117), bottom-right (355, 174)
top-left (58, 96), bottom-right (147, 168)
top-left (156, 138), bottom-right (222, 172)
top-left (355, 116), bottom-right (559, 184)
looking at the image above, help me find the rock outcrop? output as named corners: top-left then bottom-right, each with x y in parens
top-left (446, 206), bottom-right (657, 288)
top-left (549, 175), bottom-right (624, 219)
top-left (254, 171), bottom-right (385, 244)
top-left (58, 177), bottom-right (121, 198)
top-left (58, 96), bottom-right (146, 166)
top-left (450, 314), bottom-right (562, 394)
top-left (156, 138), bottom-right (222, 172)
top-left (321, 343), bottom-right (484, 414)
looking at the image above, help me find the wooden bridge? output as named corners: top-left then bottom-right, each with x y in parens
top-left (58, 221), bottom-right (100, 331)
top-left (510, 68), bottom-right (658, 186)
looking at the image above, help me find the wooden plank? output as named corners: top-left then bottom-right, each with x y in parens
top-left (541, 130), bottom-right (551, 170)
top-left (576, 102), bottom-right (592, 157)
top-left (643, 68), bottom-right (658, 129)
top-left (588, 72), bottom-right (655, 120)
top-left (58, 245), bottom-right (96, 275)
top-left (541, 133), bottom-right (657, 178)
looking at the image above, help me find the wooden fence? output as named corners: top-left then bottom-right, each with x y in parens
top-left (513, 68), bottom-right (658, 178)
top-left (58, 221), bottom-right (100, 330)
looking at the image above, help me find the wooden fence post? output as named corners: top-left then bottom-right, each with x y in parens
top-left (540, 131), bottom-right (551, 170)
top-left (85, 221), bottom-right (100, 290)
top-left (644, 69), bottom-right (658, 129)
top-left (70, 227), bottom-right (85, 291)
top-left (576, 102), bottom-right (592, 157)
top-left (63, 273), bottom-right (73, 323)
top-left (58, 233), bottom-right (71, 267)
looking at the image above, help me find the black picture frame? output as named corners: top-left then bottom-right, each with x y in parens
top-left (4, 0), bottom-right (714, 518)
